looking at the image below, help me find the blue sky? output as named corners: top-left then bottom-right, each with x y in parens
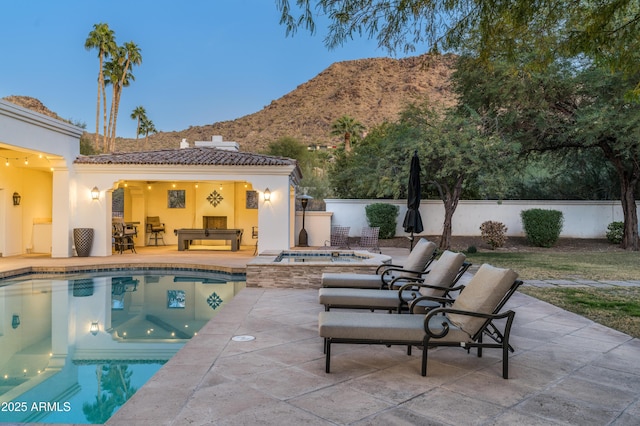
top-left (0, 1), bottom-right (407, 139)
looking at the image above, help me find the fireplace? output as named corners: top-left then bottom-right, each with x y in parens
top-left (203, 216), bottom-right (227, 229)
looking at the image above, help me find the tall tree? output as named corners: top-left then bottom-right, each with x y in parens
top-left (138, 117), bottom-right (157, 150)
top-left (84, 23), bottom-right (115, 150)
top-left (110, 42), bottom-right (142, 150)
top-left (454, 57), bottom-right (640, 250)
top-left (276, 1), bottom-right (640, 71)
top-left (130, 106), bottom-right (147, 142)
top-left (330, 115), bottom-right (365, 152)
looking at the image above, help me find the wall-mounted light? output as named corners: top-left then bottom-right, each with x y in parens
top-left (12, 314), bottom-right (20, 329)
top-left (90, 321), bottom-right (100, 336)
top-left (12, 192), bottom-right (21, 206)
top-left (91, 186), bottom-right (100, 200)
top-left (263, 188), bottom-right (271, 202)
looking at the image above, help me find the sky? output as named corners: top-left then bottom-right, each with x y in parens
top-left (0, 1), bottom-right (407, 139)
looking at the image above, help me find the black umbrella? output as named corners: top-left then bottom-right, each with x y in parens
top-left (402, 150), bottom-right (424, 251)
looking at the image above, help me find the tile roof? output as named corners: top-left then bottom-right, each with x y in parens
top-left (74, 147), bottom-right (299, 167)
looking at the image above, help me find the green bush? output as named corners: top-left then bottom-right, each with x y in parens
top-left (606, 221), bottom-right (624, 244)
top-left (480, 221), bottom-right (508, 249)
top-left (520, 209), bottom-right (564, 247)
top-left (365, 203), bottom-right (399, 239)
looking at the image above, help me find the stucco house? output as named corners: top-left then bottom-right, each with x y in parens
top-left (0, 99), bottom-right (301, 258)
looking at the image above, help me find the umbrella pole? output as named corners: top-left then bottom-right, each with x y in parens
top-left (409, 232), bottom-right (414, 251)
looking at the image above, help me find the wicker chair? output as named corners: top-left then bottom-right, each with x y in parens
top-left (329, 226), bottom-right (350, 248)
top-left (355, 226), bottom-right (380, 253)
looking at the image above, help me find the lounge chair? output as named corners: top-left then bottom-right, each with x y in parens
top-left (318, 250), bottom-right (470, 312)
top-left (318, 264), bottom-right (522, 378)
top-left (321, 238), bottom-right (437, 289)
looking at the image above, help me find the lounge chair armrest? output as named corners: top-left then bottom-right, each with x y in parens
top-left (423, 308), bottom-right (515, 338)
top-left (408, 295), bottom-right (451, 313)
top-left (375, 263), bottom-right (404, 274)
top-left (380, 267), bottom-right (427, 279)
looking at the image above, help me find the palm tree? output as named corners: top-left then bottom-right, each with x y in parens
top-left (110, 41), bottom-right (142, 149)
top-left (330, 115), bottom-right (365, 152)
top-left (85, 23), bottom-right (116, 151)
top-left (130, 106), bottom-right (147, 141)
top-left (139, 117), bottom-right (157, 150)
top-left (103, 42), bottom-right (141, 151)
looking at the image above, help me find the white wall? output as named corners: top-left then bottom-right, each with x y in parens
top-left (316, 199), bottom-right (637, 239)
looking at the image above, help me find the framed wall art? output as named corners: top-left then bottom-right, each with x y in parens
top-left (167, 290), bottom-right (186, 308)
top-left (246, 190), bottom-right (258, 209)
top-left (168, 190), bottom-right (186, 208)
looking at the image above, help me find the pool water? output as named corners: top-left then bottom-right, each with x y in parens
top-left (0, 270), bottom-right (245, 424)
top-left (274, 251), bottom-right (372, 263)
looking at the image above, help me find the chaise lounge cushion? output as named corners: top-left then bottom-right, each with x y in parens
top-left (321, 273), bottom-right (382, 288)
top-left (319, 287), bottom-right (409, 309)
top-left (448, 264), bottom-right (519, 337)
top-left (419, 250), bottom-right (467, 297)
top-left (318, 311), bottom-right (471, 343)
top-left (398, 238), bottom-right (437, 278)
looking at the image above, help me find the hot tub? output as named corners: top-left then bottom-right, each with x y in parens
top-left (246, 250), bottom-right (391, 288)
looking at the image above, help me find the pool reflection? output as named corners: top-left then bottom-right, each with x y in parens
top-left (0, 272), bottom-right (245, 424)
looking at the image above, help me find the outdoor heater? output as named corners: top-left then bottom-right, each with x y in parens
top-left (298, 194), bottom-right (313, 247)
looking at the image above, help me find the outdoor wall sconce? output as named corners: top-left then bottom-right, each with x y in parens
top-left (263, 188), bottom-right (271, 202)
top-left (12, 314), bottom-right (20, 329)
top-left (12, 192), bottom-right (21, 206)
top-left (91, 186), bottom-right (100, 200)
top-left (90, 321), bottom-right (100, 336)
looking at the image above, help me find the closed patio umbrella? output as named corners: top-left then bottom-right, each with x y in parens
top-left (402, 150), bottom-right (424, 251)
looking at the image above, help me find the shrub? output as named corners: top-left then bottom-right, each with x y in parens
top-left (465, 245), bottom-right (478, 254)
top-left (520, 209), bottom-right (564, 247)
top-left (606, 221), bottom-right (624, 244)
top-left (365, 203), bottom-right (399, 239)
top-left (480, 221), bottom-right (508, 249)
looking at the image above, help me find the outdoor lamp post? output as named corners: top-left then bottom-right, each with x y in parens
top-left (298, 194), bottom-right (313, 247)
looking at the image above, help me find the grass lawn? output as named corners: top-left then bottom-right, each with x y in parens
top-left (465, 250), bottom-right (640, 338)
top-left (465, 251), bottom-right (640, 281)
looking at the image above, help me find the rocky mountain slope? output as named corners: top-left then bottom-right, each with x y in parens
top-left (5, 53), bottom-right (457, 153)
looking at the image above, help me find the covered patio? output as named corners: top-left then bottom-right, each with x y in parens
top-left (0, 99), bottom-right (302, 258)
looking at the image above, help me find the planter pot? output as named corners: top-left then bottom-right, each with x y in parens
top-left (73, 228), bottom-right (94, 257)
top-left (72, 279), bottom-right (94, 297)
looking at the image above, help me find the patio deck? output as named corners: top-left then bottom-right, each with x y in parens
top-left (1, 246), bottom-right (638, 425)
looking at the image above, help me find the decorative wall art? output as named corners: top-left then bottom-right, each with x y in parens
top-left (207, 190), bottom-right (224, 207)
top-left (207, 292), bottom-right (223, 309)
top-left (168, 190), bottom-right (186, 208)
top-left (246, 190), bottom-right (258, 209)
top-left (167, 290), bottom-right (186, 308)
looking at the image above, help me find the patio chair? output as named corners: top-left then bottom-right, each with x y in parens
top-left (318, 250), bottom-right (470, 312)
top-left (354, 226), bottom-right (381, 253)
top-left (319, 264), bottom-right (521, 378)
top-left (112, 220), bottom-right (136, 254)
top-left (146, 216), bottom-right (166, 246)
top-left (328, 226), bottom-right (350, 248)
top-left (321, 238), bottom-right (437, 289)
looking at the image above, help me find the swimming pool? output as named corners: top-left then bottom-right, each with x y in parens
top-left (0, 269), bottom-right (245, 424)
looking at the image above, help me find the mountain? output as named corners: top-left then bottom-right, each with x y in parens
top-left (115, 53), bottom-right (457, 153)
top-left (5, 53), bottom-right (457, 153)
top-left (2, 95), bottom-right (67, 121)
